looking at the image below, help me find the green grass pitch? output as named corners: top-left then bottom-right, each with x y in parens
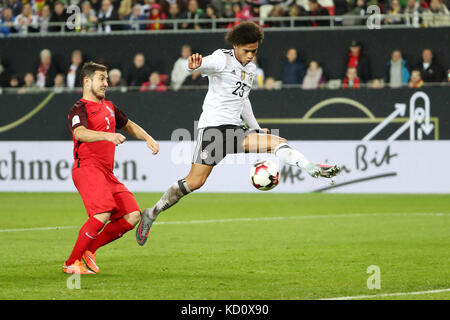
top-left (0, 192), bottom-right (449, 300)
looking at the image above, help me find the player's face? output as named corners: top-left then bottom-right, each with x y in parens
top-left (233, 42), bottom-right (258, 66)
top-left (90, 71), bottom-right (109, 99)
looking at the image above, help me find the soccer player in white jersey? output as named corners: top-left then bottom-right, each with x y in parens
top-left (136, 21), bottom-right (340, 246)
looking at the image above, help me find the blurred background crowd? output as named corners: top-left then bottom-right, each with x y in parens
top-left (1, 0), bottom-right (449, 36)
top-left (0, 41), bottom-right (449, 94)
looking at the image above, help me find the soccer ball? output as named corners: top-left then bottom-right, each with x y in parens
top-left (250, 160), bottom-right (280, 191)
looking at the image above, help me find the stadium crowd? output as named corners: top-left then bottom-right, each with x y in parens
top-left (0, 40), bottom-right (449, 93)
top-left (0, 0), bottom-right (450, 36)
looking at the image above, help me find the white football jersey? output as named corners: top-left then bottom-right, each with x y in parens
top-left (188, 49), bottom-right (257, 129)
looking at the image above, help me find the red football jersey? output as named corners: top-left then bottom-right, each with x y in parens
top-left (68, 98), bottom-right (128, 171)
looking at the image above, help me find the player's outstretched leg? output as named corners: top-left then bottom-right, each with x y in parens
top-left (136, 164), bottom-right (213, 246)
top-left (274, 143), bottom-right (341, 178)
top-left (244, 133), bottom-right (340, 178)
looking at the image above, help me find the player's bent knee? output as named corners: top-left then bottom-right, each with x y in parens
top-left (187, 178), bottom-right (205, 191)
top-left (124, 211), bottom-right (141, 226)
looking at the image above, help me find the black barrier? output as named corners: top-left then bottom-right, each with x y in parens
top-left (0, 87), bottom-right (448, 141)
top-left (0, 28), bottom-right (449, 82)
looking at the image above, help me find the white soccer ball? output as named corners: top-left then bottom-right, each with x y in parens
top-left (249, 160), bottom-right (280, 191)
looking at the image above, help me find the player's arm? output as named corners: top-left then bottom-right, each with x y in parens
top-left (121, 120), bottom-right (159, 155)
top-left (73, 126), bottom-right (126, 145)
top-left (187, 50), bottom-right (226, 75)
top-left (241, 98), bottom-right (270, 134)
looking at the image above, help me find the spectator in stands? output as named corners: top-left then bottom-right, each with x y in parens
top-left (183, 70), bottom-right (208, 86)
top-left (39, 4), bottom-right (52, 34)
top-left (98, 0), bottom-right (120, 32)
top-left (147, 3), bottom-right (166, 30)
top-left (203, 4), bottom-right (218, 28)
top-left (302, 60), bottom-right (327, 89)
top-left (7, 0), bottom-right (23, 17)
top-left (170, 44), bottom-right (192, 91)
top-left (140, 71), bottom-right (168, 92)
top-left (404, 0), bottom-right (424, 27)
top-left (9, 74), bottom-right (20, 88)
top-left (252, 56), bottom-right (265, 90)
top-left (127, 53), bottom-right (151, 86)
top-left (423, 0), bottom-right (450, 27)
top-left (384, 50), bottom-right (410, 88)
top-left (384, 0), bottom-right (405, 25)
top-left (408, 69), bottom-right (424, 88)
top-left (118, 0), bottom-right (132, 20)
top-left (342, 67), bottom-right (360, 89)
top-left (287, 4), bottom-right (308, 27)
top-left (345, 0), bottom-right (366, 26)
top-left (0, 7), bottom-right (15, 37)
top-left (109, 68), bottom-right (127, 87)
top-left (66, 50), bottom-right (83, 88)
top-left (264, 77), bottom-right (277, 90)
top-left (222, 3), bottom-right (235, 23)
top-left (370, 78), bottom-right (384, 89)
top-left (18, 72), bottom-right (39, 93)
top-left (236, 1), bottom-right (254, 21)
top-left (415, 48), bottom-right (445, 83)
top-left (36, 49), bottom-right (58, 88)
top-left (344, 40), bottom-right (371, 83)
top-left (53, 73), bottom-right (65, 93)
top-left (267, 5), bottom-right (286, 27)
top-left (13, 3), bottom-right (39, 34)
top-left (79, 1), bottom-right (99, 32)
top-left (124, 3), bottom-right (146, 30)
top-left (49, 1), bottom-right (69, 32)
top-left (282, 48), bottom-right (306, 85)
top-left (306, 0), bottom-right (330, 26)
top-left (181, 0), bottom-right (207, 30)
top-left (165, 3), bottom-right (183, 30)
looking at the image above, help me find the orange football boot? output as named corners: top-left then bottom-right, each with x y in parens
top-left (82, 250), bottom-right (100, 274)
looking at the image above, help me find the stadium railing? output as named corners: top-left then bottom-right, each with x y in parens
top-left (1, 13), bottom-right (449, 37)
top-left (1, 82), bottom-right (449, 95)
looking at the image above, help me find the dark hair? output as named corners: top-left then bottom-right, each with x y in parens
top-left (80, 61), bottom-right (107, 85)
top-left (225, 21), bottom-right (264, 46)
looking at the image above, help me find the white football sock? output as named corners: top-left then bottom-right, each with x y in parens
top-left (274, 143), bottom-right (311, 168)
top-left (151, 179), bottom-right (191, 218)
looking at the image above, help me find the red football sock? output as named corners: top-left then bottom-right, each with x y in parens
top-left (65, 216), bottom-right (105, 266)
top-left (88, 218), bottom-right (134, 253)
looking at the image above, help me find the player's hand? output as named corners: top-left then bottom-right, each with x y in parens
top-left (146, 138), bottom-right (159, 155)
top-left (188, 53), bottom-right (202, 70)
top-left (107, 133), bottom-right (126, 146)
top-left (261, 128), bottom-right (271, 134)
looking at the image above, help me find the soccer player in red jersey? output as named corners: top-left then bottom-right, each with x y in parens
top-left (63, 62), bottom-right (159, 274)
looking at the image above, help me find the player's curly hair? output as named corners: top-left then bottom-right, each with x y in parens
top-left (225, 21), bottom-right (264, 46)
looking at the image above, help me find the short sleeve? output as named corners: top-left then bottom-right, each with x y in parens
top-left (114, 105), bottom-right (129, 129)
top-left (68, 101), bottom-right (88, 132)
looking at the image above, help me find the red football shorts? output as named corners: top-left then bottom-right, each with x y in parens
top-left (72, 164), bottom-right (140, 220)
